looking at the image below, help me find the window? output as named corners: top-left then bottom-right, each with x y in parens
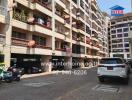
top-left (124, 33), bottom-right (128, 37)
top-left (112, 40), bottom-right (117, 43)
top-left (117, 34), bottom-right (122, 38)
top-left (123, 18), bottom-right (127, 21)
top-left (127, 54), bottom-right (130, 58)
top-left (100, 58), bottom-right (123, 64)
top-left (111, 30), bottom-right (116, 34)
top-left (32, 35), bottom-right (46, 46)
top-left (112, 35), bottom-right (116, 38)
top-left (113, 54), bottom-right (124, 58)
top-left (117, 19), bottom-right (122, 22)
top-left (117, 29), bottom-right (122, 33)
top-left (124, 43), bottom-right (129, 47)
top-left (123, 28), bottom-right (129, 32)
top-left (116, 49), bottom-right (123, 52)
top-left (12, 31), bottom-right (26, 39)
top-left (130, 27), bottom-right (132, 30)
top-left (128, 17), bottom-right (132, 20)
top-left (112, 45), bottom-right (117, 48)
top-left (55, 41), bottom-right (60, 49)
top-left (124, 38), bottom-right (129, 42)
top-left (111, 21), bottom-right (115, 25)
top-left (125, 49), bottom-right (129, 52)
top-left (118, 44), bottom-right (123, 48)
top-left (117, 39), bottom-right (122, 43)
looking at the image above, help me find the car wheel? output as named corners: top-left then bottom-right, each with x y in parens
top-left (123, 77), bottom-right (129, 85)
top-left (5, 78), bottom-right (12, 83)
top-left (98, 77), bottom-right (104, 83)
top-left (15, 77), bottom-right (20, 81)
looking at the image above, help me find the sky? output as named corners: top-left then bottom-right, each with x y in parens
top-left (97, 0), bottom-right (131, 15)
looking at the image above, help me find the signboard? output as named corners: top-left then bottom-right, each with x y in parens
top-left (110, 5), bottom-right (124, 17)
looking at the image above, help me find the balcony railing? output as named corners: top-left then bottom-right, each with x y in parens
top-left (13, 10), bottom-right (27, 23)
top-left (55, 48), bottom-right (66, 52)
top-left (32, 0), bottom-right (52, 11)
top-left (35, 45), bottom-right (52, 50)
top-left (33, 20), bottom-right (52, 30)
top-left (55, 10), bottom-right (65, 19)
top-left (0, 6), bottom-right (7, 15)
top-left (12, 37), bottom-right (52, 49)
top-left (12, 37), bottom-right (29, 47)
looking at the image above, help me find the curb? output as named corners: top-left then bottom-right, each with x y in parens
top-left (21, 67), bottom-right (95, 79)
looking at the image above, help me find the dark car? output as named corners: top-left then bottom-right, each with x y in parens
top-left (27, 67), bottom-right (44, 74)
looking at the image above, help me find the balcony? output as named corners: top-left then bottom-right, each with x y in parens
top-left (55, 40), bottom-right (71, 56)
top-left (12, 37), bottom-right (52, 50)
top-left (33, 14), bottom-right (52, 30)
top-left (55, 4), bottom-right (65, 24)
top-left (32, 0), bottom-right (52, 11)
top-left (91, 33), bottom-right (98, 42)
top-left (91, 41), bottom-right (100, 51)
top-left (76, 35), bottom-right (85, 43)
top-left (91, 0), bottom-right (97, 11)
top-left (72, 31), bottom-right (78, 41)
top-left (77, 22), bottom-right (85, 34)
top-left (86, 37), bottom-right (91, 44)
top-left (35, 45), bottom-right (52, 50)
top-left (12, 37), bottom-right (29, 47)
top-left (72, 44), bottom-right (85, 55)
top-left (64, 16), bottom-right (70, 29)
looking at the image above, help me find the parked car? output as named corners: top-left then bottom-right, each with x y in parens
top-left (27, 66), bottom-right (44, 74)
top-left (97, 57), bottom-right (130, 84)
top-left (0, 67), bottom-right (13, 83)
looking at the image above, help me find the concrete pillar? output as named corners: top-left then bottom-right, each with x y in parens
top-left (4, 9), bottom-right (13, 68)
top-left (64, 57), bottom-right (72, 70)
top-left (41, 55), bottom-right (52, 72)
top-left (52, 0), bottom-right (55, 52)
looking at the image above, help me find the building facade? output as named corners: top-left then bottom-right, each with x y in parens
top-left (0, 0), bottom-right (109, 72)
top-left (110, 13), bottom-right (132, 59)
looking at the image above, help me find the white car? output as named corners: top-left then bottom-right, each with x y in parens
top-left (97, 58), bottom-right (130, 84)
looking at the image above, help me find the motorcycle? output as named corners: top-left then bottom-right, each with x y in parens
top-left (7, 66), bottom-right (21, 82)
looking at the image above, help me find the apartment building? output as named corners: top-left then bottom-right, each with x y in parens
top-left (0, 0), bottom-right (109, 72)
top-left (110, 13), bottom-right (132, 59)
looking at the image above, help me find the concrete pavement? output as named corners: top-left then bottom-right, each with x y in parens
top-left (0, 67), bottom-right (132, 100)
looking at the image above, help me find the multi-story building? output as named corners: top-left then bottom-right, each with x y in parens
top-left (0, 0), bottom-right (109, 72)
top-left (110, 13), bottom-right (132, 59)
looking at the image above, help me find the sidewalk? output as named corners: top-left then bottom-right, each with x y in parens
top-left (21, 70), bottom-right (70, 79)
top-left (22, 66), bottom-right (96, 79)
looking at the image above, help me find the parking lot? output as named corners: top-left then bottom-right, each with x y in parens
top-left (0, 67), bottom-right (132, 100)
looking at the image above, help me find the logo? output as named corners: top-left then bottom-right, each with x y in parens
top-left (110, 5), bottom-right (124, 16)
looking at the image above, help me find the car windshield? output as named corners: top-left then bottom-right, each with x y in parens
top-left (100, 58), bottom-right (123, 64)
